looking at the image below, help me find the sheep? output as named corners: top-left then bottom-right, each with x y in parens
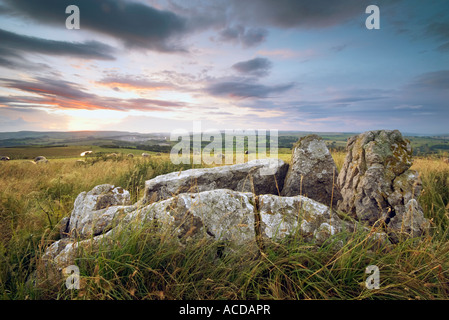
top-left (80, 151), bottom-right (93, 157)
top-left (142, 153), bottom-right (150, 158)
top-left (106, 153), bottom-right (118, 158)
top-left (34, 156), bottom-right (48, 164)
top-left (127, 153), bottom-right (134, 158)
top-left (0, 156), bottom-right (10, 161)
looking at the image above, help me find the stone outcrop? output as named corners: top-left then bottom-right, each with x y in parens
top-left (258, 194), bottom-right (345, 245)
top-left (281, 135), bottom-right (342, 207)
top-left (337, 130), bottom-right (430, 241)
top-left (143, 158), bottom-right (288, 203)
top-left (38, 129), bottom-right (433, 286)
top-left (42, 187), bottom-right (371, 272)
top-left (63, 184), bottom-right (135, 238)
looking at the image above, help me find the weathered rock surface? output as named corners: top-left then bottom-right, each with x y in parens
top-left (337, 130), bottom-right (430, 240)
top-left (258, 194), bottom-right (345, 244)
top-left (143, 158), bottom-right (288, 203)
top-left (281, 135), bottom-right (342, 207)
top-left (42, 187), bottom-right (371, 272)
top-left (65, 184), bottom-right (134, 238)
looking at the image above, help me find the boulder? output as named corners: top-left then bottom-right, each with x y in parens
top-left (66, 184), bottom-right (135, 238)
top-left (337, 130), bottom-right (430, 240)
top-left (258, 194), bottom-right (346, 245)
top-left (136, 189), bottom-right (257, 248)
top-left (281, 135), bottom-right (342, 207)
top-left (43, 187), bottom-right (372, 272)
top-left (143, 158), bottom-right (289, 203)
top-left (42, 189), bottom-right (259, 270)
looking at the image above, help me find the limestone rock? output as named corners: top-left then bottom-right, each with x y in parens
top-left (337, 130), bottom-right (430, 240)
top-left (143, 158), bottom-right (288, 203)
top-left (42, 189), bottom-right (259, 270)
top-left (258, 194), bottom-right (346, 244)
top-left (281, 135), bottom-right (342, 207)
top-left (67, 184), bottom-right (134, 238)
top-left (143, 189), bottom-right (257, 248)
top-left (43, 186), bottom-right (368, 273)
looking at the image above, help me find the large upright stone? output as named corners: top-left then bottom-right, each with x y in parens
top-left (337, 130), bottom-right (430, 240)
top-left (143, 158), bottom-right (288, 203)
top-left (281, 135), bottom-right (341, 207)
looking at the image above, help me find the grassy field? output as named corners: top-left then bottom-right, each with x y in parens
top-left (0, 148), bottom-right (448, 300)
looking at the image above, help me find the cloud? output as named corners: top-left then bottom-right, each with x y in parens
top-left (98, 74), bottom-right (175, 91)
top-left (231, 57), bottom-right (272, 77)
top-left (205, 80), bottom-right (295, 99)
top-left (408, 70), bottom-right (449, 91)
top-left (0, 76), bottom-right (186, 112)
top-left (217, 25), bottom-right (268, 48)
top-left (393, 104), bottom-right (422, 110)
top-left (227, 0), bottom-right (378, 29)
top-left (0, 28), bottom-right (115, 63)
top-left (425, 21), bottom-right (449, 52)
top-left (1, 77), bottom-right (95, 101)
top-left (3, 0), bottom-right (189, 52)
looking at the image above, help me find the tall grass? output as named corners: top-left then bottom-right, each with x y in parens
top-left (1, 153), bottom-right (449, 300)
top-left (0, 156), bottom-right (197, 299)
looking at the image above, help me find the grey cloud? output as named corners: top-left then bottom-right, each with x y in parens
top-left (408, 70), bottom-right (449, 91)
top-left (0, 28), bottom-right (115, 61)
top-left (232, 57), bottom-right (272, 77)
top-left (218, 25), bottom-right (268, 48)
top-left (228, 0), bottom-right (377, 29)
top-left (1, 77), bottom-right (95, 101)
top-left (3, 0), bottom-right (189, 52)
top-left (206, 81), bottom-right (294, 99)
top-left (426, 22), bottom-right (449, 52)
top-left (127, 98), bottom-right (184, 108)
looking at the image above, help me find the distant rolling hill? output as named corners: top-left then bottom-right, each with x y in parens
top-left (0, 130), bottom-right (448, 156)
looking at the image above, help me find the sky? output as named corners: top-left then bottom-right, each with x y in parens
top-left (0, 0), bottom-right (448, 134)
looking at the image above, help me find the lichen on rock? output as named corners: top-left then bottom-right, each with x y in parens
top-left (337, 130), bottom-right (430, 241)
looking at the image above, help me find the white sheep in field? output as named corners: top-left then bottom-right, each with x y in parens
top-left (142, 153), bottom-right (150, 158)
top-left (34, 156), bottom-right (48, 164)
top-left (80, 151), bottom-right (93, 157)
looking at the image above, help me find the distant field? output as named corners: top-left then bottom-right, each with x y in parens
top-left (0, 145), bottom-right (294, 162)
top-left (0, 146), bottom-right (158, 160)
top-left (1, 131), bottom-right (448, 157)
